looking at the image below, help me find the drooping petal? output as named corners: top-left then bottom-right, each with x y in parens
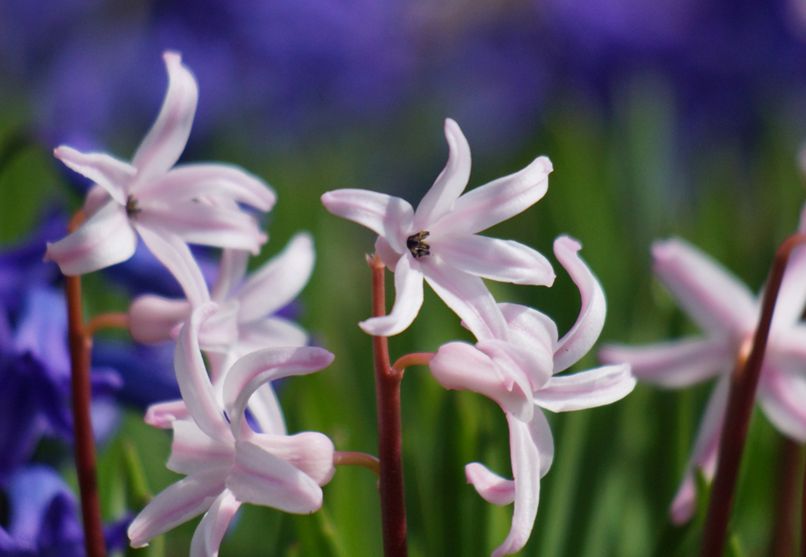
top-left (128, 468), bottom-right (226, 548)
top-left (189, 490), bottom-right (241, 557)
top-left (466, 463), bottom-right (514, 505)
top-left (499, 303), bottom-right (559, 352)
top-left (433, 234), bottom-right (555, 286)
top-left (359, 255), bottom-right (424, 336)
top-left (247, 384), bottom-right (287, 436)
top-left (757, 366), bottom-right (806, 442)
top-left (44, 202), bottom-right (137, 275)
top-left (223, 347), bottom-right (334, 437)
top-left (534, 364), bottom-right (635, 412)
top-left (248, 431), bottom-right (335, 485)
top-left (211, 249), bottom-right (250, 301)
top-left (652, 239), bottom-right (757, 337)
top-left (599, 338), bottom-right (732, 388)
top-left (128, 295), bottom-right (190, 344)
top-left (131, 52), bottom-right (198, 182)
top-left (228, 440), bottom-right (323, 514)
top-left (529, 409), bottom-right (555, 478)
top-left (551, 236), bottom-right (607, 371)
top-left (413, 118), bottom-right (471, 228)
top-left (431, 156), bottom-right (552, 235)
top-left (53, 146), bottom-right (135, 204)
top-left (321, 189), bottom-right (414, 253)
top-left (237, 233), bottom-right (315, 322)
top-left (422, 258), bottom-right (508, 341)
top-left (144, 399), bottom-right (188, 429)
top-left (167, 419), bottom-right (234, 476)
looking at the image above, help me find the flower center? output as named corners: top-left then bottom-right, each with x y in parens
top-left (126, 195), bottom-right (141, 218)
top-left (407, 230), bottom-right (431, 259)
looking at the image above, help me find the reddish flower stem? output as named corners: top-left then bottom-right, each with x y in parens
top-left (369, 254), bottom-right (408, 557)
top-left (701, 233), bottom-right (806, 557)
top-left (334, 451), bottom-right (381, 476)
top-left (771, 437), bottom-right (802, 557)
top-left (392, 352), bottom-right (434, 374)
top-left (85, 312), bottom-right (129, 337)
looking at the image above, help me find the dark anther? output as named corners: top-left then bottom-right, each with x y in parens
top-left (407, 230), bottom-right (431, 259)
top-left (125, 195), bottom-right (141, 218)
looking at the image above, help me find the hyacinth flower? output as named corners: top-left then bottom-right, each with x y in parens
top-left (599, 213), bottom-right (806, 524)
top-left (128, 306), bottom-right (336, 554)
top-left (428, 237), bottom-right (635, 557)
top-left (322, 118), bottom-right (555, 338)
top-left (44, 51), bottom-right (276, 292)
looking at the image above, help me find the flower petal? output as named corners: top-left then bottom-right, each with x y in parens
top-left (211, 249), bottom-right (250, 301)
top-left (44, 202), bottom-right (137, 275)
top-left (652, 238), bottom-right (757, 337)
top-left (127, 467), bottom-right (226, 548)
top-left (237, 233), bottom-right (315, 322)
top-left (499, 303), bottom-right (559, 352)
top-left (168, 419), bottom-right (234, 476)
top-left (237, 318), bottom-right (309, 353)
top-left (248, 431), bottom-right (335, 485)
top-left (534, 364), bottom-right (635, 412)
top-left (553, 236), bottom-right (607, 372)
top-left (433, 234), bottom-right (554, 286)
top-left (466, 463), bottom-right (514, 505)
top-left (53, 146), bottom-right (135, 205)
top-left (375, 236), bottom-right (402, 269)
top-left (131, 52), bottom-right (198, 182)
top-left (247, 383), bottom-right (287, 436)
top-left (413, 118), bottom-right (471, 228)
top-left (359, 255), bottom-right (424, 336)
top-left (772, 208), bottom-right (806, 327)
top-left (431, 155), bottom-right (552, 235)
top-left (599, 338), bottom-right (732, 388)
top-left (128, 295), bottom-right (190, 344)
top-left (757, 366), bottom-right (806, 442)
top-left (321, 189), bottom-right (413, 253)
top-left (189, 490), bottom-right (241, 557)
top-left (144, 399), bottom-right (188, 429)
top-left (228, 440), bottom-right (323, 513)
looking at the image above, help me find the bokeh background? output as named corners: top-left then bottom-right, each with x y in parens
top-left (1, 0), bottom-right (806, 555)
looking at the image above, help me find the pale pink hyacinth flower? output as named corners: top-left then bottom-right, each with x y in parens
top-left (128, 306), bottom-right (335, 556)
top-left (321, 118), bottom-right (555, 338)
top-left (429, 237), bottom-right (635, 557)
top-left (45, 51), bottom-right (275, 295)
top-left (599, 211), bottom-right (806, 524)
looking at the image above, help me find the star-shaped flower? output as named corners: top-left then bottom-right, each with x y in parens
top-left (45, 52), bottom-right (276, 291)
top-left (429, 237), bottom-right (635, 557)
top-left (321, 118), bottom-right (554, 338)
top-left (599, 217), bottom-right (806, 524)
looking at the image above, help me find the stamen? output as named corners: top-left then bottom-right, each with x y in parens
top-left (125, 195), bottom-right (141, 218)
top-left (407, 230), bottom-right (431, 259)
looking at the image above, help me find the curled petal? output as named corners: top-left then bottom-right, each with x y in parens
top-left (499, 303), bottom-right (559, 352)
top-left (599, 338), bottom-right (731, 388)
top-left (360, 255), bottom-right (424, 336)
top-left (190, 490), bottom-right (241, 557)
top-left (433, 235), bottom-right (555, 286)
top-left (129, 295), bottom-right (190, 344)
top-left (553, 236), bottom-right (606, 372)
top-left (44, 202), bottom-right (136, 275)
top-left (53, 146), bottom-right (135, 204)
top-left (132, 51), bottom-right (198, 182)
top-left (466, 463), bottom-right (514, 505)
top-left (144, 399), bottom-right (188, 429)
top-left (320, 189), bottom-right (414, 253)
top-left (432, 155), bottom-right (552, 235)
top-left (168, 420), bottom-right (234, 476)
top-left (478, 337), bottom-right (551, 397)
top-left (249, 431), bottom-right (335, 485)
top-left (534, 364), bottom-right (635, 413)
top-left (413, 118), bottom-right (471, 228)
top-left (757, 366), bottom-right (806, 442)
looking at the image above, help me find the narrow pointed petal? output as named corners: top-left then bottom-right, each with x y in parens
top-left (228, 440), bottom-right (323, 513)
top-left (553, 236), bottom-right (607, 372)
top-left (321, 189), bottom-right (414, 253)
top-left (247, 384), bottom-right (287, 436)
top-left (211, 249), bottom-right (250, 301)
top-left (223, 347), bottom-right (334, 436)
top-left (128, 295), bottom-right (190, 344)
top-left (534, 364), bottom-right (635, 412)
top-left (599, 338), bottom-right (732, 388)
top-left (413, 118), bottom-right (471, 228)
top-left (422, 258), bottom-right (508, 341)
top-left (144, 399), bottom-right (188, 429)
top-left (53, 146), bottom-right (135, 204)
top-left (44, 202), bottom-right (136, 275)
top-left (359, 255), bottom-right (424, 336)
top-left (132, 52), bottom-right (198, 181)
top-left (431, 156), bottom-right (552, 235)
top-left (652, 239), bottom-right (757, 337)
top-left (127, 468), bottom-right (226, 548)
top-left (237, 233), bottom-right (315, 322)
top-left (190, 490), bottom-right (241, 557)
top-left (499, 303), bottom-right (559, 352)
top-left (434, 235), bottom-right (555, 286)
top-left (757, 366), bottom-right (806, 442)
top-left (529, 409), bottom-right (555, 477)
top-left (249, 432), bottom-right (335, 485)
top-left (466, 463), bottom-right (515, 505)
top-left (168, 419), bottom-right (234, 476)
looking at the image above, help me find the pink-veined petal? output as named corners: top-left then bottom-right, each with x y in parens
top-left (228, 440), bottom-right (323, 513)
top-left (466, 464), bottom-right (514, 505)
top-left (599, 338), bottom-right (732, 388)
top-left (431, 155), bottom-right (552, 236)
top-left (44, 201), bottom-right (136, 275)
top-left (360, 255), bottom-right (424, 336)
top-left (168, 419), bottom-right (234, 476)
top-left (131, 52), bottom-right (198, 182)
top-left (189, 490), bottom-right (241, 557)
top-left (321, 189), bottom-right (414, 253)
top-left (534, 364), bottom-right (635, 412)
top-left (248, 431), bottom-right (335, 485)
top-left (757, 365), bottom-right (806, 442)
top-left (499, 303), bottom-right (559, 353)
top-left (128, 295), bottom-right (190, 344)
top-left (413, 118), bottom-right (471, 228)
top-left (652, 238), bottom-right (757, 337)
top-left (237, 233), bottom-right (315, 322)
top-left (247, 383), bottom-right (287, 436)
top-left (53, 146), bottom-right (135, 205)
top-left (422, 258), bottom-right (508, 341)
top-left (553, 236), bottom-right (607, 372)
top-left (127, 467), bottom-right (227, 548)
top-left (144, 399), bottom-right (188, 429)
top-left (223, 346), bottom-right (334, 437)
top-left (433, 234), bottom-right (555, 286)
top-left (211, 249), bottom-right (249, 301)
